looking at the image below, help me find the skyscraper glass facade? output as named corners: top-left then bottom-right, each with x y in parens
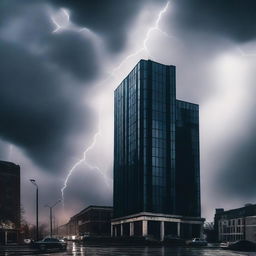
top-left (114, 60), bottom-right (200, 218)
top-left (175, 100), bottom-right (200, 217)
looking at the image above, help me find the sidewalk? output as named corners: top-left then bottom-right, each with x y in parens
top-left (0, 245), bottom-right (41, 255)
top-left (0, 244), bottom-right (66, 255)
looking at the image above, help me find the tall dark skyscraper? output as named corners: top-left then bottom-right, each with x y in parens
top-left (112, 60), bottom-right (204, 240)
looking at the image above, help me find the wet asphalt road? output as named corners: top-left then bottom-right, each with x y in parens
top-left (42, 244), bottom-right (256, 256)
top-left (2, 243), bottom-right (256, 256)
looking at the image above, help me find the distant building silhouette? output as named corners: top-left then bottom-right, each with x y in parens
top-left (0, 161), bottom-right (20, 244)
top-left (214, 204), bottom-right (256, 243)
top-left (112, 60), bottom-right (204, 240)
top-left (58, 205), bottom-right (113, 239)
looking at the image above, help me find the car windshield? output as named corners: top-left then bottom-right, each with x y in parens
top-left (44, 238), bottom-right (59, 242)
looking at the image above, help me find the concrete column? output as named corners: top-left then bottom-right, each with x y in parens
top-left (120, 224), bottom-right (123, 237)
top-left (142, 220), bottom-right (148, 237)
top-left (177, 222), bottom-right (181, 237)
top-left (200, 224), bottom-right (204, 239)
top-left (5, 231), bottom-right (8, 245)
top-left (111, 224), bottom-right (113, 237)
top-left (130, 222), bottom-right (134, 236)
top-left (188, 224), bottom-right (192, 239)
top-left (160, 221), bottom-right (165, 241)
top-left (114, 226), bottom-right (117, 237)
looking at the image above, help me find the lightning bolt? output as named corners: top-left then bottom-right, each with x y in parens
top-left (51, 8), bottom-right (70, 33)
top-left (143, 1), bottom-right (171, 51)
top-left (51, 8), bottom-right (99, 42)
top-left (57, 2), bottom-right (171, 206)
top-left (111, 1), bottom-right (171, 74)
top-left (60, 130), bottom-right (100, 202)
top-left (60, 108), bottom-right (111, 206)
top-left (51, 18), bottom-right (61, 33)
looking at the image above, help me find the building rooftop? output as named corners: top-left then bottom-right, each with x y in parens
top-left (215, 204), bottom-right (256, 219)
top-left (0, 161), bottom-right (20, 176)
top-left (176, 99), bottom-right (199, 108)
top-left (70, 205), bottom-right (113, 220)
top-left (114, 59), bottom-right (176, 92)
top-left (0, 160), bottom-right (20, 168)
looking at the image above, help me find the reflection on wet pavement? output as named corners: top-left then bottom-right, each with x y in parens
top-left (39, 242), bottom-right (256, 256)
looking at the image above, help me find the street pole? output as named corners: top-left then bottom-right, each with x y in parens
top-left (53, 216), bottom-right (56, 236)
top-left (36, 186), bottom-right (38, 240)
top-left (50, 207), bottom-right (52, 237)
top-left (30, 179), bottom-right (39, 241)
top-left (45, 200), bottom-right (61, 238)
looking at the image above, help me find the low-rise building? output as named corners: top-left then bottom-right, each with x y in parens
top-left (214, 204), bottom-right (256, 243)
top-left (59, 206), bottom-right (113, 239)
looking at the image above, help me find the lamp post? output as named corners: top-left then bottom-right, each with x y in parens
top-left (45, 200), bottom-right (61, 237)
top-left (29, 179), bottom-right (39, 241)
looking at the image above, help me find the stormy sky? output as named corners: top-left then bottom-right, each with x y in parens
top-left (0, 0), bottom-right (256, 225)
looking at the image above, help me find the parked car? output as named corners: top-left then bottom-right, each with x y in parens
top-left (221, 240), bottom-right (256, 252)
top-left (31, 237), bottom-right (67, 251)
top-left (188, 238), bottom-right (208, 246)
top-left (164, 235), bottom-right (186, 246)
top-left (220, 242), bottom-right (230, 249)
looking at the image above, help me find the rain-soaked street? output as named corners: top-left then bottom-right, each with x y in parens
top-left (39, 242), bottom-right (256, 256)
top-left (2, 242), bottom-right (256, 256)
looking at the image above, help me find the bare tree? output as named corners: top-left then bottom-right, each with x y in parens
top-left (204, 222), bottom-right (214, 230)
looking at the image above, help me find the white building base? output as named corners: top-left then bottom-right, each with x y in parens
top-left (111, 212), bottom-right (205, 241)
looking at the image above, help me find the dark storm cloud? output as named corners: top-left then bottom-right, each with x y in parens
top-left (0, 39), bottom-right (96, 172)
top-left (49, 0), bottom-right (142, 52)
top-left (0, 1), bottom-right (100, 172)
top-left (0, 1), bottom-right (100, 81)
top-left (171, 0), bottom-right (256, 42)
top-left (47, 31), bottom-right (100, 80)
top-left (49, 0), bottom-right (165, 52)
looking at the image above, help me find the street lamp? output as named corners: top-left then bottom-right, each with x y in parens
top-left (29, 179), bottom-right (39, 241)
top-left (45, 200), bottom-right (61, 238)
